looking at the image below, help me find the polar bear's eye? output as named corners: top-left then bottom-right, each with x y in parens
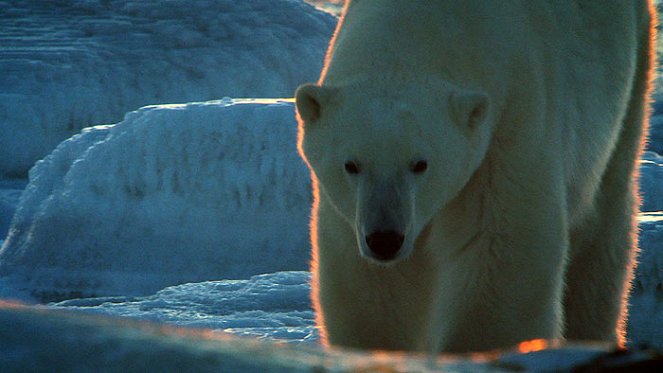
top-left (344, 160), bottom-right (360, 174)
top-left (410, 160), bottom-right (428, 174)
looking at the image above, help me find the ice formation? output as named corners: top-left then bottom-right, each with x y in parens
top-left (0, 0), bottom-right (336, 177)
top-left (0, 100), bottom-right (312, 301)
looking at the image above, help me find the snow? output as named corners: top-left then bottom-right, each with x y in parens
top-left (1, 0), bottom-right (663, 370)
top-left (0, 99), bottom-right (312, 302)
top-left (0, 0), bottom-right (336, 178)
top-left (3, 301), bottom-right (661, 372)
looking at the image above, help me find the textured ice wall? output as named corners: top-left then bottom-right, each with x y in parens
top-left (0, 0), bottom-right (336, 177)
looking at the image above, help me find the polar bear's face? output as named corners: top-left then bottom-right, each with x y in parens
top-left (296, 79), bottom-right (491, 264)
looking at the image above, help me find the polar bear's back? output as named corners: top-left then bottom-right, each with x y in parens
top-left (321, 1), bottom-right (647, 93)
top-left (320, 0), bottom-right (653, 224)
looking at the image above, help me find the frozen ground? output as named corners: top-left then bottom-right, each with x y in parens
top-left (2, 300), bottom-right (662, 372)
top-left (0, 0), bottom-right (335, 177)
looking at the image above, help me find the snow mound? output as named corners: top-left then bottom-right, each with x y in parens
top-left (0, 0), bottom-right (336, 177)
top-left (52, 271), bottom-right (317, 344)
top-left (0, 99), bottom-right (312, 302)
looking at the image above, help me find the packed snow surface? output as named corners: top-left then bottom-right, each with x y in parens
top-left (0, 0), bottom-right (336, 177)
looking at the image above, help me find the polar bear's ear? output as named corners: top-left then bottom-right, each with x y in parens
top-left (449, 91), bottom-right (489, 132)
top-left (295, 83), bottom-right (335, 124)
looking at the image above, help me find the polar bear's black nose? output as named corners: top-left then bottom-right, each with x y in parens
top-left (365, 230), bottom-right (404, 261)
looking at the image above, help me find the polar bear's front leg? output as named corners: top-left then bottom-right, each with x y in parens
top-left (563, 132), bottom-right (639, 345)
top-left (564, 211), bottom-right (635, 345)
top-left (562, 91), bottom-right (646, 347)
top-left (562, 23), bottom-right (651, 346)
top-left (429, 167), bottom-right (570, 352)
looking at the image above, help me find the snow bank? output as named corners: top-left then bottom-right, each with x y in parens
top-left (0, 0), bottom-right (336, 177)
top-left (0, 99), bottom-right (312, 302)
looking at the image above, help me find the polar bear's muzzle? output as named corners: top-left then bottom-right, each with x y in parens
top-left (365, 230), bottom-right (405, 261)
top-left (355, 178), bottom-right (414, 264)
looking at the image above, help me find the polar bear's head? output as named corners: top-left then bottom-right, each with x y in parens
top-left (296, 77), bottom-right (492, 264)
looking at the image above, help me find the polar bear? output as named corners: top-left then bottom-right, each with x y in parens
top-left (295, 1), bottom-right (657, 353)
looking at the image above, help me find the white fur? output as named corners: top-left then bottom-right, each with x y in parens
top-left (296, 0), bottom-right (657, 353)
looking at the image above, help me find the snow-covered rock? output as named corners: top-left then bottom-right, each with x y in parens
top-left (0, 99), bottom-right (312, 302)
top-left (0, 0), bottom-right (336, 177)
